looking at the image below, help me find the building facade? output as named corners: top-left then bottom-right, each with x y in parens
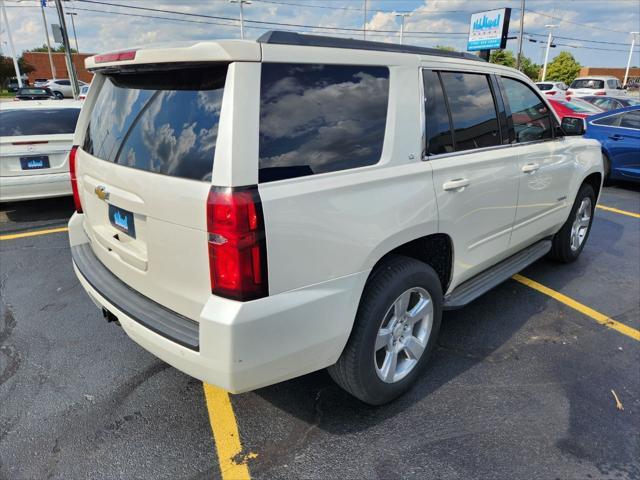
top-left (23, 52), bottom-right (94, 84)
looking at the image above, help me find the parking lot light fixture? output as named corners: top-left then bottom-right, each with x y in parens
top-left (395, 13), bottom-right (410, 45)
top-left (229, 0), bottom-right (251, 40)
top-left (541, 24), bottom-right (557, 82)
top-left (624, 31), bottom-right (639, 87)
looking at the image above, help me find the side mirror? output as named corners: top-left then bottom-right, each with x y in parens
top-left (561, 117), bottom-right (585, 136)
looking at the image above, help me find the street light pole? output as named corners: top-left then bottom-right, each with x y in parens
top-left (623, 31), bottom-right (639, 87)
top-left (541, 24), bottom-right (557, 82)
top-left (40, 1), bottom-right (57, 78)
top-left (395, 13), bottom-right (410, 45)
top-left (516, 0), bottom-right (525, 70)
top-left (363, 0), bottom-right (367, 40)
top-left (66, 12), bottom-right (79, 53)
top-left (229, 0), bottom-right (251, 40)
top-left (0, 0), bottom-right (22, 87)
top-left (53, 0), bottom-right (79, 98)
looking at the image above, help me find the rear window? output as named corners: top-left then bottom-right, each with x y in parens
top-left (0, 108), bottom-right (80, 136)
top-left (258, 63), bottom-right (389, 182)
top-left (570, 79), bottom-right (605, 89)
top-left (536, 83), bottom-right (553, 91)
top-left (17, 88), bottom-right (50, 95)
top-left (83, 65), bottom-right (227, 182)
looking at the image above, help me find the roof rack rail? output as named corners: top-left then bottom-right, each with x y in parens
top-left (257, 30), bottom-right (483, 62)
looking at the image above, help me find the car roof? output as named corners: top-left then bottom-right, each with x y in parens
top-left (0, 99), bottom-right (83, 111)
top-left (587, 105), bottom-right (639, 122)
top-left (573, 76), bottom-right (619, 81)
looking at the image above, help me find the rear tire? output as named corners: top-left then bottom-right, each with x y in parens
top-left (328, 255), bottom-right (442, 405)
top-left (548, 183), bottom-right (595, 263)
top-left (53, 91), bottom-right (64, 99)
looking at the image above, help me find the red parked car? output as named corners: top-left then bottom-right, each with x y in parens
top-left (547, 98), bottom-right (602, 121)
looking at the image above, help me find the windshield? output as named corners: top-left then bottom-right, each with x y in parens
top-left (570, 79), bottom-right (605, 89)
top-left (0, 108), bottom-right (80, 136)
top-left (83, 64), bottom-right (227, 182)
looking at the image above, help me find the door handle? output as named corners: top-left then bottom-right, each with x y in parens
top-left (521, 163), bottom-right (540, 174)
top-left (609, 134), bottom-right (623, 141)
top-left (443, 178), bottom-right (471, 191)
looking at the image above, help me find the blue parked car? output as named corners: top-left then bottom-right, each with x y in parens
top-left (584, 105), bottom-right (640, 183)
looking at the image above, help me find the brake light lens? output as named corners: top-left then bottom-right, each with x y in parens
top-left (69, 146), bottom-right (82, 213)
top-left (206, 186), bottom-right (268, 301)
top-left (595, 91), bottom-right (606, 95)
top-left (94, 50), bottom-right (137, 63)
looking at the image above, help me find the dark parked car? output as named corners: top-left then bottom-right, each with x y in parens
top-left (578, 95), bottom-right (640, 111)
top-left (584, 106), bottom-right (640, 183)
top-left (7, 78), bottom-right (30, 92)
top-left (14, 87), bottom-right (56, 101)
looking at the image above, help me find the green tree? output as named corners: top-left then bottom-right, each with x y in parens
top-left (0, 55), bottom-right (35, 90)
top-left (518, 55), bottom-right (542, 81)
top-left (26, 44), bottom-right (77, 54)
top-left (435, 45), bottom-right (456, 52)
top-left (489, 49), bottom-right (516, 68)
top-left (545, 51), bottom-right (581, 84)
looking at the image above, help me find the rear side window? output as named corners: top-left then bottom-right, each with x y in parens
top-left (591, 114), bottom-right (622, 127)
top-left (423, 70), bottom-right (453, 155)
top-left (439, 72), bottom-right (501, 152)
top-left (500, 77), bottom-right (552, 143)
top-left (259, 63), bottom-right (389, 182)
top-left (83, 64), bottom-right (227, 182)
top-left (620, 111), bottom-right (640, 129)
top-left (570, 79), bottom-right (605, 89)
top-left (0, 108), bottom-right (80, 136)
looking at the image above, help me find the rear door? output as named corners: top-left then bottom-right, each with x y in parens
top-left (606, 111), bottom-right (640, 178)
top-left (0, 107), bottom-right (80, 177)
top-left (424, 69), bottom-right (520, 287)
top-left (75, 64), bottom-right (228, 319)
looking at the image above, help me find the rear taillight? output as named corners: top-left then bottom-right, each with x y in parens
top-left (545, 91), bottom-right (556, 95)
top-left (595, 91), bottom-right (606, 95)
top-left (69, 146), bottom-right (83, 213)
top-left (206, 186), bottom-right (268, 301)
top-left (94, 50), bottom-right (137, 63)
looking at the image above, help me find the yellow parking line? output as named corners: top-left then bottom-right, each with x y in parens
top-left (597, 205), bottom-right (640, 219)
top-left (0, 226), bottom-right (69, 241)
top-left (513, 274), bottom-right (640, 341)
top-left (203, 383), bottom-right (253, 480)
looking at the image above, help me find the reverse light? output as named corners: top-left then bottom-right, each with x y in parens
top-left (206, 186), bottom-right (268, 301)
top-left (94, 50), bottom-right (137, 64)
top-left (69, 146), bottom-right (83, 213)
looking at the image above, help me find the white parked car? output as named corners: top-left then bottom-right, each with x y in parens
top-left (44, 79), bottom-right (87, 99)
top-left (535, 81), bottom-right (568, 97)
top-left (0, 100), bottom-right (82, 202)
top-left (567, 76), bottom-right (627, 97)
top-left (69, 32), bottom-right (603, 405)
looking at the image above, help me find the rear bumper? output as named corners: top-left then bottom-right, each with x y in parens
top-left (69, 213), bottom-right (367, 393)
top-left (0, 172), bottom-right (71, 202)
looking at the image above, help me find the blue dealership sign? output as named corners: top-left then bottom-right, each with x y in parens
top-left (467, 8), bottom-right (511, 52)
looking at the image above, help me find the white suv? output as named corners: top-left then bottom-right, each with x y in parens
top-left (69, 32), bottom-right (603, 404)
top-left (567, 76), bottom-right (627, 97)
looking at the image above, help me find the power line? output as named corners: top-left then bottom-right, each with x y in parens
top-left (524, 8), bottom-right (634, 35)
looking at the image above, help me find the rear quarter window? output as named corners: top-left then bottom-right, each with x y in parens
top-left (0, 108), bottom-right (80, 136)
top-left (258, 63), bottom-right (390, 182)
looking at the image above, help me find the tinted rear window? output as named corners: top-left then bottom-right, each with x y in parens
top-left (259, 63), bottom-right (389, 182)
top-left (570, 79), bottom-right (605, 89)
top-left (83, 65), bottom-right (227, 182)
top-left (439, 72), bottom-right (500, 152)
top-left (0, 108), bottom-right (80, 136)
top-left (536, 83), bottom-right (553, 91)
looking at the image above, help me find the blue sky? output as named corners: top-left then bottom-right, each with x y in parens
top-left (2, 0), bottom-right (639, 68)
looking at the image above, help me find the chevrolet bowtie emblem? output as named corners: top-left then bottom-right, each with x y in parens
top-left (94, 185), bottom-right (110, 201)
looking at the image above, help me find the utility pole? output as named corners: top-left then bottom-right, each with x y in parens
top-left (363, 0), bottom-right (367, 40)
top-left (40, 0), bottom-right (57, 79)
top-left (0, 0), bottom-right (22, 87)
top-left (66, 11), bottom-right (79, 53)
top-left (516, 0), bottom-right (525, 70)
top-left (623, 31), bottom-right (639, 87)
top-left (53, 0), bottom-right (79, 98)
top-left (395, 13), bottom-right (410, 45)
top-left (229, 0), bottom-right (251, 40)
top-left (541, 24), bottom-right (557, 82)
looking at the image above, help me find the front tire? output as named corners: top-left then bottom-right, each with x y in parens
top-left (53, 91), bottom-right (64, 99)
top-left (328, 255), bottom-right (442, 405)
top-left (548, 183), bottom-right (595, 263)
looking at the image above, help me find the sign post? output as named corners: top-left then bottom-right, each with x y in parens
top-left (467, 8), bottom-right (511, 61)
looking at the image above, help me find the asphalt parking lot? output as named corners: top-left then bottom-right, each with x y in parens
top-left (0, 185), bottom-right (638, 480)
